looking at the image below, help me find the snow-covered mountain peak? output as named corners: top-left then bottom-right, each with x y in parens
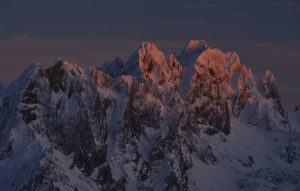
top-left (185, 40), bottom-right (208, 50)
top-left (13, 62), bottom-right (41, 87)
top-left (195, 48), bottom-right (227, 73)
top-left (108, 41), bottom-right (171, 83)
top-left (100, 57), bottom-right (124, 78)
top-left (262, 69), bottom-right (280, 99)
top-left (2, 41), bottom-right (298, 191)
top-left (139, 41), bottom-right (160, 53)
top-left (138, 41), bottom-right (167, 70)
top-left (179, 40), bottom-right (208, 59)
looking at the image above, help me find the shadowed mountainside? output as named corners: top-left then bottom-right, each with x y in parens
top-left (0, 40), bottom-right (299, 191)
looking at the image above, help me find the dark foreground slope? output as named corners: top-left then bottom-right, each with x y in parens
top-left (0, 41), bottom-right (299, 191)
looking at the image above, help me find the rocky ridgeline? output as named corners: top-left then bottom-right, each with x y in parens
top-left (0, 40), bottom-right (298, 191)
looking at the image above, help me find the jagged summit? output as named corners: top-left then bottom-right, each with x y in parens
top-left (102, 40), bottom-right (206, 81)
top-left (179, 40), bottom-right (208, 59)
top-left (101, 41), bottom-right (169, 81)
top-left (100, 57), bottom-right (124, 77)
top-left (0, 40), bottom-right (299, 191)
top-left (187, 40), bottom-right (207, 49)
top-left (139, 41), bottom-right (161, 53)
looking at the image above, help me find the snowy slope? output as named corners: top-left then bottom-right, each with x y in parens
top-left (0, 41), bottom-right (299, 191)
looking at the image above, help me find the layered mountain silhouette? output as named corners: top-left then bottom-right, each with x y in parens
top-left (0, 40), bottom-right (299, 191)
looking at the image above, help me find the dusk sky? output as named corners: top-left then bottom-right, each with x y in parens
top-left (0, 0), bottom-right (299, 110)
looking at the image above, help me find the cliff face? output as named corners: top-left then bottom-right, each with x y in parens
top-left (0, 41), bottom-right (299, 191)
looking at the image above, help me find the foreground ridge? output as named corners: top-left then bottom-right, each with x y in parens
top-left (0, 41), bottom-right (299, 191)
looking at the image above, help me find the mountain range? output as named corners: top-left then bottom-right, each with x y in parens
top-left (0, 40), bottom-right (299, 191)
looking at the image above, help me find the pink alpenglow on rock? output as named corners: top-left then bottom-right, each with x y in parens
top-left (0, 41), bottom-right (299, 191)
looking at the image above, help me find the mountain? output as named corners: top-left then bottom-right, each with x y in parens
top-left (0, 40), bottom-right (299, 191)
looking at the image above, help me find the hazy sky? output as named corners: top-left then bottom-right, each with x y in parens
top-left (0, 0), bottom-right (299, 110)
